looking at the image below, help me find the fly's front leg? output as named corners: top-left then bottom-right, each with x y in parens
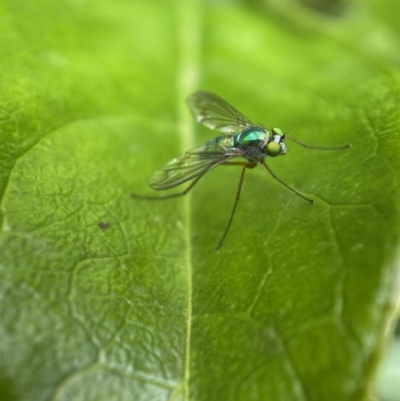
top-left (262, 161), bottom-right (314, 203)
top-left (221, 162), bottom-right (257, 168)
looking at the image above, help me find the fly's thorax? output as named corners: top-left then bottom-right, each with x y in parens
top-left (265, 127), bottom-right (287, 157)
top-left (234, 127), bottom-right (269, 149)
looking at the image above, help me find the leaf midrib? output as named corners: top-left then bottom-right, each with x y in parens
top-left (177, 0), bottom-right (201, 400)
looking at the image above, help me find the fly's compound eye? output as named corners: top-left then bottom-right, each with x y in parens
top-left (266, 141), bottom-right (283, 157)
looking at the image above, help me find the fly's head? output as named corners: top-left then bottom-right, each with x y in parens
top-left (265, 127), bottom-right (287, 157)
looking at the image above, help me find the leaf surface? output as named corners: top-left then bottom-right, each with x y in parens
top-left (0, 1), bottom-right (399, 401)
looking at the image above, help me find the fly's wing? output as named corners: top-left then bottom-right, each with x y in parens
top-left (150, 141), bottom-right (244, 190)
top-left (187, 91), bottom-right (255, 134)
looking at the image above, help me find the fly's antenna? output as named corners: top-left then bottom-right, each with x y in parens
top-left (283, 117), bottom-right (304, 138)
top-left (282, 117), bottom-right (351, 149)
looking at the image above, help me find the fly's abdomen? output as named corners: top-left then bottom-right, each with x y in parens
top-left (203, 135), bottom-right (235, 152)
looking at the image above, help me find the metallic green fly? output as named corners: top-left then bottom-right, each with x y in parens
top-left (132, 91), bottom-right (351, 250)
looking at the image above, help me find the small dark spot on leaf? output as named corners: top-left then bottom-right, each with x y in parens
top-left (98, 221), bottom-right (109, 231)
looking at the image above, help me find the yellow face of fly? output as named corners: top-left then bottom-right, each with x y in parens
top-left (266, 127), bottom-right (286, 157)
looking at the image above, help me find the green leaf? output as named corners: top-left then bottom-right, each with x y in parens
top-left (0, 1), bottom-right (399, 401)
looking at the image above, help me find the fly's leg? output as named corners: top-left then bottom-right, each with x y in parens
top-left (216, 162), bottom-right (256, 251)
top-left (133, 161), bottom-right (257, 251)
top-left (262, 161), bottom-right (314, 203)
top-left (131, 173), bottom-right (205, 201)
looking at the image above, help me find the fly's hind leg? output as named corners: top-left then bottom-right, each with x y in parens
top-left (131, 173), bottom-right (205, 201)
top-left (216, 162), bottom-right (256, 251)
